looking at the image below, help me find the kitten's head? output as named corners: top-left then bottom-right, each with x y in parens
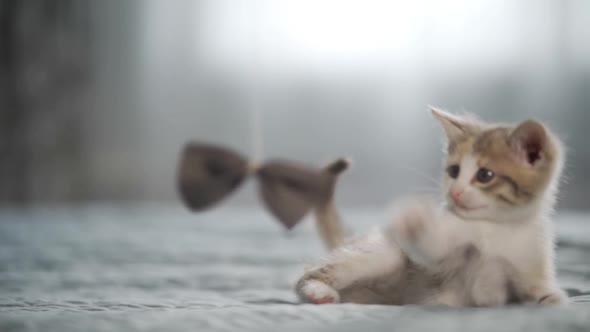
top-left (431, 107), bottom-right (563, 222)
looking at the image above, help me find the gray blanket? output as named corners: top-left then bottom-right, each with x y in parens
top-left (0, 206), bottom-right (588, 331)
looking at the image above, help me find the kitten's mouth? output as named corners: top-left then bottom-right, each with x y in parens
top-left (452, 201), bottom-right (487, 212)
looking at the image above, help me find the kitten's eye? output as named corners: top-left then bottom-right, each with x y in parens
top-left (447, 165), bottom-right (460, 179)
top-left (476, 168), bottom-right (495, 183)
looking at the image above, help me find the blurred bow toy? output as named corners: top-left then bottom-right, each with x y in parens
top-left (176, 142), bottom-right (350, 229)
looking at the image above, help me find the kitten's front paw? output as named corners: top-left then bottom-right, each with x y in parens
top-left (298, 280), bottom-right (340, 304)
top-left (390, 200), bottom-right (435, 244)
top-left (538, 291), bottom-right (568, 305)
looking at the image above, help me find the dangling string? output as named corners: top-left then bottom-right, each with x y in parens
top-left (247, 4), bottom-right (264, 174)
top-left (248, 99), bottom-right (264, 174)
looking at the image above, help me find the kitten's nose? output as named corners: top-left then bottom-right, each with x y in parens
top-left (450, 188), bottom-right (464, 202)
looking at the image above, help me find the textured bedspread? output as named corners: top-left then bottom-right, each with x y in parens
top-left (0, 206), bottom-right (588, 331)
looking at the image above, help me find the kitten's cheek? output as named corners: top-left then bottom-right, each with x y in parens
top-left (462, 193), bottom-right (486, 207)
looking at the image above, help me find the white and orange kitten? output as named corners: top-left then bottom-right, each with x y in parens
top-left (295, 107), bottom-right (567, 307)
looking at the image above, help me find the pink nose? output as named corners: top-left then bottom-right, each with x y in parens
top-left (450, 188), bottom-right (464, 202)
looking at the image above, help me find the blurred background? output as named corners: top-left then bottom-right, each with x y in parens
top-left (1, 0), bottom-right (589, 209)
top-left (3, 3), bottom-right (590, 329)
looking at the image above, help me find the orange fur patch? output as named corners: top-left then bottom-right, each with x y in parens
top-left (444, 123), bottom-right (559, 206)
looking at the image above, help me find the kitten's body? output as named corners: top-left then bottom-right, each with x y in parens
top-left (296, 108), bottom-right (566, 307)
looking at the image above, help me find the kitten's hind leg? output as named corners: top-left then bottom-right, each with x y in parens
top-left (468, 256), bottom-right (526, 307)
top-left (296, 279), bottom-right (341, 304)
top-left (296, 232), bottom-right (406, 304)
top-left (438, 246), bottom-right (533, 307)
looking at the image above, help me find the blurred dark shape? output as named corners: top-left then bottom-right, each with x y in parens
top-left (178, 142), bottom-right (344, 229)
top-left (0, 0), bottom-right (91, 203)
top-left (257, 160), bottom-right (333, 229)
top-left (177, 142), bottom-right (248, 210)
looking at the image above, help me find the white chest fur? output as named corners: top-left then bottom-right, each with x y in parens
top-left (441, 212), bottom-right (554, 286)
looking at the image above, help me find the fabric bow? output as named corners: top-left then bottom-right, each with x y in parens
top-left (177, 142), bottom-right (349, 229)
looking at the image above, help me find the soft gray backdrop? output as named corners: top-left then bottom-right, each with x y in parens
top-left (1, 3), bottom-right (590, 331)
top-left (1, 0), bottom-right (589, 209)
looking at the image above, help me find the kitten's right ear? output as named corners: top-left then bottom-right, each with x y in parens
top-left (509, 119), bottom-right (548, 167)
top-left (429, 106), bottom-right (472, 141)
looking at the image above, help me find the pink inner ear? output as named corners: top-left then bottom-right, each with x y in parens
top-left (519, 129), bottom-right (545, 166)
top-left (511, 120), bottom-right (547, 167)
top-left (526, 141), bottom-right (542, 165)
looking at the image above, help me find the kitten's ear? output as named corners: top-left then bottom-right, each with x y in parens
top-left (429, 106), bottom-right (472, 141)
top-left (509, 119), bottom-right (547, 166)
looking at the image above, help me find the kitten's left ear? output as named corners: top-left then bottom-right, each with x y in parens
top-left (509, 119), bottom-right (547, 166)
top-left (429, 106), bottom-right (474, 141)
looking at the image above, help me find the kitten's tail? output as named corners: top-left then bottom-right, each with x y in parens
top-left (313, 158), bottom-right (351, 250)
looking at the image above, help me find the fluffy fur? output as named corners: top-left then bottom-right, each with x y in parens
top-left (295, 107), bottom-right (567, 307)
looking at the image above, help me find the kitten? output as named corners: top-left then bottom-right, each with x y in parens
top-left (295, 107), bottom-right (567, 307)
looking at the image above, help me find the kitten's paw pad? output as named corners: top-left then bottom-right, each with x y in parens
top-left (538, 292), bottom-right (568, 305)
top-left (310, 295), bottom-right (337, 305)
top-left (299, 280), bottom-right (340, 305)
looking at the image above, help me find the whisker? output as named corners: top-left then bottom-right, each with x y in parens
top-left (409, 188), bottom-right (443, 195)
top-left (394, 165), bottom-right (442, 188)
top-left (410, 187), bottom-right (441, 191)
